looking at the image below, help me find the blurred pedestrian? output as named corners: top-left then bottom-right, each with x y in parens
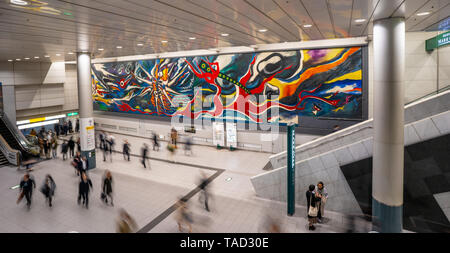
top-left (75, 118), bottom-right (80, 133)
top-left (170, 128), bottom-right (178, 148)
top-left (107, 134), bottom-right (115, 162)
top-left (306, 184), bottom-right (320, 231)
top-left (17, 173), bottom-right (36, 209)
top-left (77, 137), bottom-right (81, 153)
top-left (40, 174), bottom-right (56, 207)
top-left (68, 137), bottom-right (75, 158)
top-left (123, 140), bottom-right (130, 161)
top-left (44, 138), bottom-right (51, 159)
top-left (68, 120), bottom-right (73, 133)
top-left (99, 131), bottom-right (106, 150)
top-left (198, 172), bottom-right (210, 212)
top-left (101, 170), bottom-right (113, 206)
top-left (152, 132), bottom-right (160, 151)
top-left (116, 209), bottom-right (137, 233)
top-left (78, 172), bottom-right (93, 209)
top-left (61, 140), bottom-right (68, 160)
top-left (30, 128), bottom-right (37, 136)
top-left (141, 143), bottom-right (149, 169)
top-left (72, 151), bottom-right (81, 176)
top-left (176, 197), bottom-right (193, 233)
top-left (184, 135), bottom-right (193, 156)
top-left (315, 181), bottom-right (328, 223)
top-left (51, 138), bottom-right (58, 159)
top-left (79, 156), bottom-right (89, 178)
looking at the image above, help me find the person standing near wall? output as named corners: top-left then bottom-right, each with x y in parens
top-left (171, 128), bottom-right (178, 148)
top-left (315, 181), bottom-right (328, 223)
top-left (75, 118), bottom-right (80, 133)
top-left (122, 140), bottom-right (130, 161)
top-left (68, 120), bottom-right (73, 134)
top-left (306, 184), bottom-right (320, 231)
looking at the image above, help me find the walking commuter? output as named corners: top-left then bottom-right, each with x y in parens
top-left (51, 138), bottom-right (58, 159)
top-left (141, 143), bottom-right (149, 169)
top-left (170, 128), bottom-right (178, 148)
top-left (17, 173), bottom-right (36, 209)
top-left (77, 137), bottom-right (81, 153)
top-left (116, 209), bottom-right (138, 233)
top-left (78, 156), bottom-right (89, 179)
top-left (68, 137), bottom-right (75, 158)
top-left (152, 132), bottom-right (160, 151)
top-left (78, 172), bottom-right (93, 209)
top-left (107, 134), bottom-right (115, 162)
top-left (184, 136), bottom-right (193, 156)
top-left (99, 131), bottom-right (106, 150)
top-left (72, 152), bottom-right (82, 176)
top-left (306, 184), bottom-right (321, 231)
top-left (75, 118), bottom-right (80, 133)
top-left (315, 181), bottom-right (328, 223)
top-left (40, 174), bottom-right (56, 207)
top-left (122, 140), bottom-right (130, 161)
top-left (198, 172), bottom-right (210, 212)
top-left (61, 140), bottom-right (68, 160)
top-left (63, 122), bottom-right (68, 136)
top-left (176, 197), bottom-right (193, 233)
top-left (68, 120), bottom-right (73, 133)
top-left (43, 138), bottom-right (51, 159)
top-left (54, 123), bottom-right (60, 137)
top-left (101, 170), bottom-right (113, 206)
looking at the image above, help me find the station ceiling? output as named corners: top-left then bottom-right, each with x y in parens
top-left (0, 0), bottom-right (448, 62)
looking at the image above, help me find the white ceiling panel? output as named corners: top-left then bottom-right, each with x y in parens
top-left (0, 0), bottom-right (446, 62)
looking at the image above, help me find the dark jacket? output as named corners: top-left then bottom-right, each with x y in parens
top-left (20, 178), bottom-right (36, 192)
top-left (41, 177), bottom-right (56, 197)
top-left (123, 143), bottom-right (130, 153)
top-left (306, 191), bottom-right (320, 212)
top-left (103, 177), bottom-right (113, 194)
top-left (77, 159), bottom-right (89, 173)
top-left (68, 139), bottom-right (75, 149)
top-left (79, 179), bottom-right (93, 194)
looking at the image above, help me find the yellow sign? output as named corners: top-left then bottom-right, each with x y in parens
top-left (29, 117), bottom-right (46, 123)
top-left (86, 126), bottom-right (94, 130)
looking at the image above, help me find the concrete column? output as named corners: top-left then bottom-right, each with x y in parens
top-left (372, 17), bottom-right (405, 233)
top-left (77, 52), bottom-right (96, 169)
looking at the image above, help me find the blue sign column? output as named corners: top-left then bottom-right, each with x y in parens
top-left (287, 123), bottom-right (296, 216)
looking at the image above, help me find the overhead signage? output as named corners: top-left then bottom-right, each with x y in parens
top-left (426, 31), bottom-right (450, 51)
top-left (287, 123), bottom-right (296, 216)
top-left (67, 112), bottom-right (78, 117)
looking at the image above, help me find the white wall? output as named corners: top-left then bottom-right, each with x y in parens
top-left (367, 31), bottom-right (450, 118)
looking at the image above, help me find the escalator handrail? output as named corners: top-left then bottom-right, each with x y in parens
top-left (0, 134), bottom-right (20, 166)
top-left (0, 112), bottom-right (36, 154)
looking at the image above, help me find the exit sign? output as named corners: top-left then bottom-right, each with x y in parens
top-left (67, 112), bottom-right (78, 116)
top-left (426, 31), bottom-right (450, 51)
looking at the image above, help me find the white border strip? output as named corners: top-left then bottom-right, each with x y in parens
top-left (90, 37), bottom-right (368, 64)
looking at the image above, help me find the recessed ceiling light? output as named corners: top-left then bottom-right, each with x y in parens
top-left (258, 29), bottom-right (268, 32)
top-left (68, 52), bottom-right (74, 55)
top-left (220, 33), bottom-right (229, 37)
top-left (98, 48), bottom-right (104, 51)
top-left (303, 24), bottom-right (312, 28)
top-left (116, 46), bottom-right (122, 48)
top-left (16, 59), bottom-right (21, 61)
top-left (355, 19), bottom-right (366, 23)
top-left (189, 37), bottom-right (196, 40)
top-left (8, 59), bottom-right (13, 62)
top-left (34, 56), bottom-right (39, 59)
top-left (56, 53), bottom-right (61, 56)
top-left (24, 57), bottom-right (30, 60)
top-left (137, 43), bottom-right (144, 46)
top-left (10, 0), bottom-right (29, 6)
top-left (44, 55), bottom-right (50, 58)
top-left (161, 40), bottom-right (168, 43)
top-left (416, 11), bottom-right (430, 16)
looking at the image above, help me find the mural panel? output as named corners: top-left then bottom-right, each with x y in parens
top-left (92, 47), bottom-right (364, 124)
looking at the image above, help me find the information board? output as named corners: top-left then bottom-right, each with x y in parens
top-left (80, 117), bottom-right (95, 151)
top-left (226, 122), bottom-right (237, 148)
top-left (212, 122), bottom-right (225, 147)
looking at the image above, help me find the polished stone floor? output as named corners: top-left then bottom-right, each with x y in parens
top-left (0, 133), bottom-right (372, 233)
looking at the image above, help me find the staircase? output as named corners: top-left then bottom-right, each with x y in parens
top-left (0, 152), bottom-right (8, 167)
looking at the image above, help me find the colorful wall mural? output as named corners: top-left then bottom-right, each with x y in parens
top-left (91, 47), bottom-right (364, 124)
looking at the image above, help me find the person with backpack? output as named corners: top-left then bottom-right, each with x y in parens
top-left (40, 174), bottom-right (56, 207)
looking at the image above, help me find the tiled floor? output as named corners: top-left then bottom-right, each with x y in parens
top-left (0, 133), bottom-right (372, 233)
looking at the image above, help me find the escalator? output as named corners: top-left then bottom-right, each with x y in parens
top-left (0, 112), bottom-right (39, 164)
top-left (0, 152), bottom-right (8, 167)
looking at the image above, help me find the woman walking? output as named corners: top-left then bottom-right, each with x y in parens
top-left (102, 170), bottom-right (114, 206)
top-left (40, 175), bottom-right (56, 207)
